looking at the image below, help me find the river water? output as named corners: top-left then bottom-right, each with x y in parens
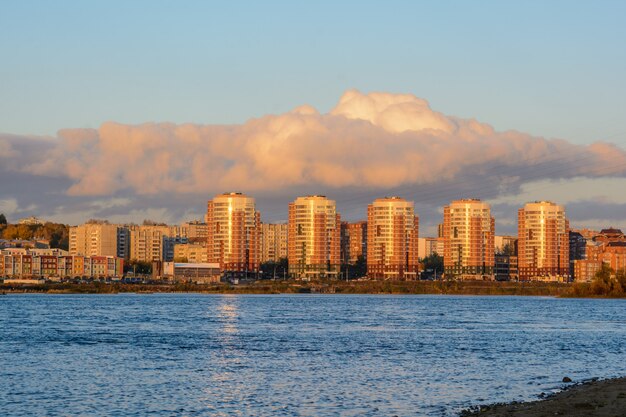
top-left (1, 294), bottom-right (624, 416)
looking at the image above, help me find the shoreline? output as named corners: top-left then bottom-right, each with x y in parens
top-left (1, 280), bottom-right (625, 298)
top-left (460, 376), bottom-right (626, 416)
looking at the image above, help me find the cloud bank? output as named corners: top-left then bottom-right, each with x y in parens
top-left (1, 89), bottom-right (625, 230)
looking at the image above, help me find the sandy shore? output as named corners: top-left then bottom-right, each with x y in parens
top-left (460, 377), bottom-right (626, 416)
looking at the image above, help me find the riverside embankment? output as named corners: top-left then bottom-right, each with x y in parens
top-left (1, 279), bottom-right (623, 297)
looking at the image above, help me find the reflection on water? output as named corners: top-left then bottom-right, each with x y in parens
top-left (1, 294), bottom-right (625, 416)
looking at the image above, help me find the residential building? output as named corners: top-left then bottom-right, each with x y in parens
top-left (181, 221), bottom-right (208, 242)
top-left (206, 192), bottom-right (261, 276)
top-left (1, 249), bottom-right (123, 279)
top-left (367, 197), bottom-right (419, 280)
top-left (518, 201), bottom-right (570, 281)
top-left (495, 235), bottom-right (517, 254)
top-left (174, 242), bottom-right (208, 263)
top-left (495, 254), bottom-right (518, 281)
top-left (340, 221), bottom-right (367, 265)
top-left (443, 199), bottom-right (495, 280)
top-left (261, 223), bottom-right (288, 263)
top-left (128, 225), bottom-right (188, 263)
top-left (574, 228), bottom-right (626, 282)
top-left (569, 230), bottom-right (588, 278)
top-left (288, 195), bottom-right (341, 279)
top-left (69, 223), bottom-right (124, 258)
top-left (418, 237), bottom-right (444, 259)
top-left (17, 216), bottom-right (44, 225)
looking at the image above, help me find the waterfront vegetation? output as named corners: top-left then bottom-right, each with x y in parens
top-left (3, 271), bottom-right (626, 298)
top-left (0, 219), bottom-right (69, 250)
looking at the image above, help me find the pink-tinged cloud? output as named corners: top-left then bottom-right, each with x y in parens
top-left (7, 89), bottom-right (626, 196)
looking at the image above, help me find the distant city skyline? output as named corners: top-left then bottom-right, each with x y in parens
top-left (1, 1), bottom-right (625, 235)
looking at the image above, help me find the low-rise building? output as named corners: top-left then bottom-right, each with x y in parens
top-left (572, 228), bottom-right (626, 282)
top-left (0, 249), bottom-right (123, 279)
top-left (163, 262), bottom-right (221, 283)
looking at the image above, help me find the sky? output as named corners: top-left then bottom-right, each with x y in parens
top-left (1, 1), bottom-right (626, 235)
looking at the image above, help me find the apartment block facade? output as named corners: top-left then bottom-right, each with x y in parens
top-left (418, 237), bottom-right (444, 259)
top-left (260, 223), bottom-right (288, 263)
top-left (69, 223), bottom-right (125, 258)
top-left (128, 225), bottom-right (188, 263)
top-left (574, 228), bottom-right (626, 282)
top-left (340, 221), bottom-right (367, 265)
top-left (206, 192), bottom-right (261, 275)
top-left (443, 199), bottom-right (495, 280)
top-left (518, 201), bottom-right (570, 281)
top-left (173, 242), bottom-right (208, 263)
top-left (1, 249), bottom-right (123, 278)
top-left (367, 197), bottom-right (419, 280)
top-left (288, 195), bottom-right (341, 279)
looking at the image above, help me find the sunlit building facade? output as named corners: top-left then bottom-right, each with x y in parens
top-left (206, 192), bottom-right (261, 276)
top-left (340, 221), bottom-right (367, 265)
top-left (288, 195), bottom-right (341, 279)
top-left (69, 223), bottom-right (122, 258)
top-left (517, 201), bottom-right (570, 281)
top-left (573, 228), bottom-right (626, 282)
top-left (367, 197), bottom-right (419, 280)
top-left (260, 223), bottom-right (288, 263)
top-left (443, 199), bottom-right (495, 280)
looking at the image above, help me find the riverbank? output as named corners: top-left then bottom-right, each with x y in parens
top-left (460, 377), bottom-right (626, 416)
top-left (1, 279), bottom-right (624, 297)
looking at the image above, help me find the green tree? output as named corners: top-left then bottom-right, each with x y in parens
top-left (0, 213), bottom-right (7, 226)
top-left (422, 253), bottom-right (444, 273)
top-left (591, 264), bottom-right (624, 296)
top-left (500, 243), bottom-right (516, 256)
top-left (125, 259), bottom-right (153, 274)
top-left (261, 257), bottom-right (289, 279)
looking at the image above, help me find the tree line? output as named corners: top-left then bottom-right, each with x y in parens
top-left (0, 214), bottom-right (69, 250)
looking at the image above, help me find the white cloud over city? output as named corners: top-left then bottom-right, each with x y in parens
top-left (1, 90), bottom-right (625, 232)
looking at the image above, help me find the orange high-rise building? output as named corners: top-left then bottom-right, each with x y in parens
top-left (340, 221), bottom-right (367, 265)
top-left (518, 201), bottom-right (569, 281)
top-left (366, 197), bottom-right (419, 280)
top-left (443, 199), bottom-right (495, 280)
top-left (288, 195), bottom-right (341, 279)
top-left (206, 192), bottom-right (261, 276)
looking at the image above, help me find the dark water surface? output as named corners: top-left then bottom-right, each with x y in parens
top-left (1, 294), bottom-right (625, 416)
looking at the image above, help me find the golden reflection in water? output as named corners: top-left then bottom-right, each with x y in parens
top-left (217, 295), bottom-right (239, 335)
top-left (204, 295), bottom-right (245, 412)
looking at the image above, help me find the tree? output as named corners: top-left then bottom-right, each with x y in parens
top-left (591, 264), bottom-right (624, 296)
top-left (422, 253), bottom-right (444, 273)
top-left (0, 213), bottom-right (7, 226)
top-left (261, 257), bottom-right (288, 279)
top-left (125, 259), bottom-right (152, 274)
top-left (500, 243), bottom-right (516, 256)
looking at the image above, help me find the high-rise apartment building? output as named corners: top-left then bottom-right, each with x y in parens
top-left (367, 197), bottom-right (419, 280)
top-left (206, 192), bottom-right (261, 276)
top-left (260, 223), bottom-right (288, 263)
top-left (288, 195), bottom-right (341, 279)
top-left (69, 223), bottom-right (126, 258)
top-left (518, 201), bottom-right (569, 281)
top-left (340, 221), bottom-right (367, 265)
top-left (443, 199), bottom-right (495, 280)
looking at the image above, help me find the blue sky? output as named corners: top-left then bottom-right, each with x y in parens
top-left (2, 1), bottom-right (625, 145)
top-left (1, 1), bottom-right (626, 233)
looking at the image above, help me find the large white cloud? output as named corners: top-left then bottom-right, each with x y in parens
top-left (7, 89), bottom-right (622, 198)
